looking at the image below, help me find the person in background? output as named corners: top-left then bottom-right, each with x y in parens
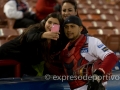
top-left (60, 15), bottom-right (118, 90)
top-left (0, 12), bottom-right (63, 77)
top-left (0, 0), bottom-right (82, 77)
top-left (35, 0), bottom-right (57, 22)
top-left (54, 0), bottom-right (63, 13)
top-left (61, 0), bottom-right (79, 20)
top-left (4, 0), bottom-right (36, 29)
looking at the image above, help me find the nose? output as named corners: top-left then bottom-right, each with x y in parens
top-left (64, 10), bottom-right (69, 15)
top-left (67, 27), bottom-right (72, 32)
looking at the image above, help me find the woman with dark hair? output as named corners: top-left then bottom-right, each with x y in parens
top-left (61, 0), bottom-right (79, 19)
top-left (0, 12), bottom-right (63, 76)
top-left (0, 0), bottom-right (87, 77)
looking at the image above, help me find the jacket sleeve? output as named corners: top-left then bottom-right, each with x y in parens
top-left (89, 37), bottom-right (118, 74)
top-left (98, 53), bottom-right (118, 74)
top-left (25, 27), bottom-right (45, 44)
top-left (3, 1), bottom-right (24, 19)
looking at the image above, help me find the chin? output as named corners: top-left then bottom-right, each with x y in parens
top-left (63, 17), bottom-right (67, 20)
top-left (68, 37), bottom-right (73, 40)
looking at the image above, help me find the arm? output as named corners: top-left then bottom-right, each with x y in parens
top-left (26, 27), bottom-right (45, 43)
top-left (87, 37), bottom-right (118, 90)
top-left (25, 27), bottom-right (60, 43)
top-left (4, 1), bottom-right (23, 19)
top-left (90, 37), bottom-right (118, 74)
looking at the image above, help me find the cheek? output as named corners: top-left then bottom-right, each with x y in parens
top-left (64, 30), bottom-right (67, 35)
top-left (71, 11), bottom-right (77, 15)
top-left (73, 30), bottom-right (78, 35)
top-left (64, 29), bottom-right (66, 34)
top-left (45, 23), bottom-right (49, 31)
top-left (61, 11), bottom-right (65, 17)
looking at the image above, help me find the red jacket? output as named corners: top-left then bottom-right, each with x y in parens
top-left (35, 0), bottom-right (57, 20)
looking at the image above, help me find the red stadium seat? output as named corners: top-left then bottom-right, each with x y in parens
top-left (0, 36), bottom-right (6, 46)
top-left (0, 59), bottom-right (21, 77)
top-left (106, 35), bottom-right (120, 52)
top-left (6, 35), bottom-right (19, 41)
top-left (93, 34), bottom-right (107, 44)
top-left (0, 28), bottom-right (18, 37)
top-left (88, 28), bottom-right (99, 35)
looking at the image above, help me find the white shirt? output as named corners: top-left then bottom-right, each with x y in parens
top-left (3, 0), bottom-right (29, 19)
top-left (81, 36), bottom-right (113, 62)
top-left (74, 36), bottom-right (113, 90)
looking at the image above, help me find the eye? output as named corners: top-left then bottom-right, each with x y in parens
top-left (48, 21), bottom-right (52, 24)
top-left (68, 9), bottom-right (73, 12)
top-left (53, 23), bottom-right (59, 25)
top-left (68, 9), bottom-right (72, 12)
top-left (64, 25), bottom-right (68, 29)
top-left (62, 9), bottom-right (67, 12)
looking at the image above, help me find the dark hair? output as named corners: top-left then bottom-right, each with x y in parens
top-left (63, 15), bottom-right (88, 34)
top-left (61, 0), bottom-right (79, 16)
top-left (42, 12), bottom-right (63, 27)
top-left (19, 12), bottom-right (63, 42)
top-left (18, 12), bottom-right (63, 62)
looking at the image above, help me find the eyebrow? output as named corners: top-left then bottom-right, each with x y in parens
top-left (68, 8), bottom-right (73, 9)
top-left (54, 23), bottom-right (59, 24)
top-left (48, 20), bottom-right (59, 24)
top-left (63, 7), bottom-right (73, 9)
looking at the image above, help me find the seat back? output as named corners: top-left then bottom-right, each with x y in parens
top-left (0, 28), bottom-right (18, 37)
top-left (106, 35), bottom-right (120, 52)
top-left (93, 34), bottom-right (107, 44)
top-left (0, 59), bottom-right (21, 77)
top-left (6, 35), bottom-right (19, 42)
top-left (0, 36), bottom-right (6, 46)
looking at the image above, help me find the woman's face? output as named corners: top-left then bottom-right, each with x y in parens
top-left (45, 17), bottom-right (60, 32)
top-left (61, 2), bottom-right (77, 20)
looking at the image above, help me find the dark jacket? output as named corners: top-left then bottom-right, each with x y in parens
top-left (0, 27), bottom-right (42, 64)
top-left (0, 26), bottom-right (69, 76)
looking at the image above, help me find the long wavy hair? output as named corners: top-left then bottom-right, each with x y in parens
top-left (19, 12), bottom-right (63, 62)
top-left (19, 12), bottom-right (63, 42)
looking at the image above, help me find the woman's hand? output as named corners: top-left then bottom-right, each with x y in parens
top-left (41, 31), bottom-right (60, 40)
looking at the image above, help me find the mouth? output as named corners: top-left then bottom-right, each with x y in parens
top-left (67, 33), bottom-right (73, 36)
top-left (48, 28), bottom-right (51, 31)
top-left (64, 16), bottom-right (69, 19)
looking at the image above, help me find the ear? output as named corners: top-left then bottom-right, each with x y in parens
top-left (79, 26), bottom-right (83, 31)
top-left (75, 10), bottom-right (78, 15)
top-left (75, 9), bottom-right (78, 16)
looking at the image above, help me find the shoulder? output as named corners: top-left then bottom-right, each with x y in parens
top-left (5, 0), bottom-right (16, 4)
top-left (87, 35), bottom-right (104, 50)
top-left (4, 0), bottom-right (16, 6)
top-left (25, 25), bottom-right (42, 34)
top-left (87, 36), bottom-right (101, 44)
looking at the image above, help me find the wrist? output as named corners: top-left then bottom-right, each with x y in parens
top-left (94, 69), bottom-right (104, 76)
top-left (41, 32), bottom-right (46, 39)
